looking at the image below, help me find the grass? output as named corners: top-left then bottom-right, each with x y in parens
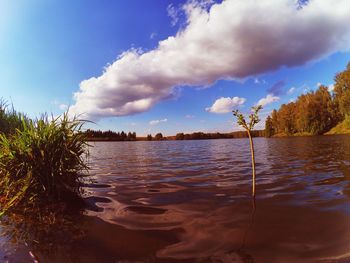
top-left (0, 102), bottom-right (89, 253)
top-left (0, 110), bottom-right (89, 216)
top-left (272, 132), bottom-right (313, 137)
top-left (0, 100), bottom-right (29, 135)
top-left (325, 116), bottom-right (350, 135)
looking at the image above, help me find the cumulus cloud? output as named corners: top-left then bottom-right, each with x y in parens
top-left (257, 94), bottom-right (280, 107)
top-left (206, 97), bottom-right (246, 114)
top-left (149, 118), bottom-right (168, 125)
top-left (70, 0), bottom-right (350, 119)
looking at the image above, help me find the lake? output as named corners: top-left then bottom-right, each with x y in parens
top-left (1, 135), bottom-right (350, 262)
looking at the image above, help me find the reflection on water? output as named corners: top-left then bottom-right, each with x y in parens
top-left (1, 135), bottom-right (350, 262)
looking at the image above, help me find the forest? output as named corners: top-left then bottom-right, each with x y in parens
top-left (85, 129), bottom-right (137, 141)
top-left (173, 130), bottom-right (264, 140)
top-left (265, 62), bottom-right (350, 137)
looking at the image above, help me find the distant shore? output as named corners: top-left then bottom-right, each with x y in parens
top-left (86, 128), bottom-right (350, 142)
top-left (86, 130), bottom-right (265, 142)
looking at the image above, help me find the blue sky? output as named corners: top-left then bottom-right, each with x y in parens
top-left (1, 0), bottom-right (350, 136)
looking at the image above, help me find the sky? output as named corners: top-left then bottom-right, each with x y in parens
top-left (1, 0), bottom-right (350, 136)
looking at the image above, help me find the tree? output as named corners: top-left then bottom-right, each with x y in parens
top-left (311, 86), bottom-right (336, 134)
top-left (233, 105), bottom-right (262, 197)
top-left (120, 131), bottom-right (126, 140)
top-left (147, 134), bottom-right (152, 141)
top-left (278, 103), bottom-right (296, 135)
top-left (293, 86), bottom-right (338, 134)
top-left (154, 133), bottom-right (163, 140)
top-left (294, 94), bottom-right (310, 133)
top-left (271, 109), bottom-right (279, 134)
top-left (175, 133), bottom-right (185, 140)
top-left (334, 62), bottom-right (350, 118)
top-left (266, 62), bottom-right (350, 136)
top-left (127, 132), bottom-right (132, 140)
top-left (265, 116), bottom-right (274, 137)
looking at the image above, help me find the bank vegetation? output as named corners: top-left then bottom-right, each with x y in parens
top-left (265, 63), bottom-right (350, 137)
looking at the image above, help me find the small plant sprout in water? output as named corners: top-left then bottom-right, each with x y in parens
top-left (233, 105), bottom-right (263, 197)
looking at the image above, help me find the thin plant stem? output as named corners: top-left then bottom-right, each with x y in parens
top-left (232, 105), bottom-right (262, 197)
top-left (247, 130), bottom-right (256, 197)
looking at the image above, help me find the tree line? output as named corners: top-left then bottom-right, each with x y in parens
top-left (146, 133), bottom-right (165, 140)
top-left (85, 129), bottom-right (137, 141)
top-left (174, 130), bottom-right (264, 140)
top-left (265, 62), bottom-right (350, 137)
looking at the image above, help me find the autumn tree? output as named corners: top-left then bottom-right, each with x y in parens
top-left (271, 109), bottom-right (279, 134)
top-left (334, 62), bottom-right (350, 118)
top-left (267, 62), bottom-right (350, 136)
top-left (278, 103), bottom-right (296, 135)
top-left (265, 116), bottom-right (274, 137)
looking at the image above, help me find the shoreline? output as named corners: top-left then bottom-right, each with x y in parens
top-left (86, 132), bottom-right (350, 142)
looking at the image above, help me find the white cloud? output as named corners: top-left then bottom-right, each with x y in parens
top-left (185, 114), bottom-right (195, 119)
top-left (59, 104), bottom-right (68, 110)
top-left (167, 4), bottom-right (180, 26)
top-left (257, 94), bottom-right (280, 107)
top-left (303, 86), bottom-right (311, 94)
top-left (253, 78), bottom-right (266, 85)
top-left (206, 97), bottom-right (246, 114)
top-left (150, 32), bottom-right (157, 39)
top-left (52, 100), bottom-right (68, 111)
top-left (70, 0), bottom-right (350, 119)
top-left (318, 82), bottom-right (335, 92)
top-left (149, 118), bottom-right (168, 125)
top-left (287, 87), bottom-right (296, 95)
top-left (328, 84), bottom-right (335, 92)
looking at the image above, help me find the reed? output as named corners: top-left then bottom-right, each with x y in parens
top-left (0, 111), bottom-right (89, 216)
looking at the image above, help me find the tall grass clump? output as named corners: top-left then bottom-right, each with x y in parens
top-left (0, 99), bottom-right (29, 135)
top-left (0, 113), bottom-right (89, 216)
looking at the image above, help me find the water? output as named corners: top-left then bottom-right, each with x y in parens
top-left (1, 135), bottom-right (350, 262)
